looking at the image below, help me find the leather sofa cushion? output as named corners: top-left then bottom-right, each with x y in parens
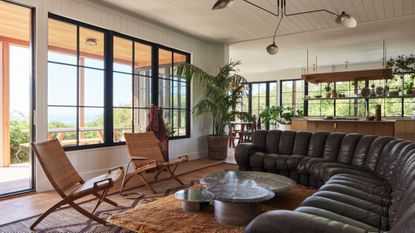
top-left (329, 173), bottom-right (385, 186)
top-left (278, 131), bottom-right (297, 155)
top-left (296, 206), bottom-right (379, 232)
top-left (364, 136), bottom-right (394, 171)
top-left (245, 210), bottom-right (368, 233)
top-left (325, 180), bottom-right (388, 202)
top-left (351, 135), bottom-right (377, 166)
top-left (292, 132), bottom-right (312, 155)
top-left (312, 191), bottom-right (388, 216)
top-left (265, 130), bottom-right (281, 154)
top-left (250, 152), bottom-right (266, 170)
top-left (263, 154), bottom-right (304, 172)
top-left (320, 183), bottom-right (390, 206)
top-left (337, 134), bottom-right (362, 164)
top-left (322, 166), bottom-right (378, 182)
top-left (300, 195), bottom-right (385, 229)
top-left (322, 133), bottom-right (345, 160)
top-left (307, 132), bottom-right (330, 157)
top-left (376, 140), bottom-right (410, 185)
top-left (297, 157), bottom-right (329, 174)
top-left (390, 204), bottom-right (415, 233)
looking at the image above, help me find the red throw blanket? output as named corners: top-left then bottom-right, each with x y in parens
top-left (147, 105), bottom-right (169, 161)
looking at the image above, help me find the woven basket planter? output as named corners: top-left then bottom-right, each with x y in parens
top-left (207, 135), bottom-right (228, 160)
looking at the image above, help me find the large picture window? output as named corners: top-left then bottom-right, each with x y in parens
top-left (47, 15), bottom-right (191, 150)
top-left (280, 80), bottom-right (304, 114)
top-left (112, 36), bottom-right (153, 142)
top-left (48, 18), bottom-right (106, 147)
top-left (158, 48), bottom-right (190, 138)
top-left (244, 81), bottom-right (278, 129)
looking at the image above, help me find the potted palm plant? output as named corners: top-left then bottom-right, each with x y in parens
top-left (176, 61), bottom-right (247, 160)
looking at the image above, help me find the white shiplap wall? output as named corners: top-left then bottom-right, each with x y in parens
top-left (13, 0), bottom-right (226, 191)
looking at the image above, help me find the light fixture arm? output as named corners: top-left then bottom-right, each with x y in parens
top-left (282, 0), bottom-right (337, 17)
top-left (272, 12), bottom-right (284, 44)
top-left (242, 0), bottom-right (280, 17)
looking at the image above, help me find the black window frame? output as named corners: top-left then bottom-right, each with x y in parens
top-left (47, 14), bottom-right (191, 151)
top-left (245, 80), bottom-right (278, 130)
top-left (0, 0), bottom-right (37, 198)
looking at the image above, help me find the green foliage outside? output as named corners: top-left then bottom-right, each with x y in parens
top-left (10, 112), bottom-right (30, 164)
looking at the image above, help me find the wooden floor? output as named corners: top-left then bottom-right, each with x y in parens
top-left (0, 158), bottom-right (230, 225)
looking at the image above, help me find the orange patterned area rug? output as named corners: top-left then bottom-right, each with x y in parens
top-left (108, 185), bottom-right (316, 233)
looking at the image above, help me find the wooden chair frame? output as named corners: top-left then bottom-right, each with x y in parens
top-left (30, 139), bottom-right (123, 230)
top-left (120, 132), bottom-right (189, 198)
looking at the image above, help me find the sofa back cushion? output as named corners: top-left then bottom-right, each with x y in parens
top-left (307, 132), bottom-right (330, 157)
top-left (337, 134), bottom-right (362, 164)
top-left (253, 130), bottom-right (268, 151)
top-left (293, 132), bottom-right (312, 155)
top-left (364, 136), bottom-right (394, 171)
top-left (389, 151), bottom-right (415, 228)
top-left (278, 130), bottom-right (297, 155)
top-left (322, 133), bottom-right (345, 160)
top-left (375, 140), bottom-right (408, 183)
top-left (351, 135), bottom-right (377, 167)
top-left (265, 130), bottom-right (281, 154)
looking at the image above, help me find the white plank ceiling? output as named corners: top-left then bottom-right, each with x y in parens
top-left (91, 0), bottom-right (415, 43)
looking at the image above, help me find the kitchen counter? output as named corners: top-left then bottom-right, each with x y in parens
top-left (292, 118), bottom-right (415, 141)
top-left (305, 118), bottom-right (396, 123)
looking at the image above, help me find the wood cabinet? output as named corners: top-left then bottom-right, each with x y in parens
top-left (292, 118), bottom-right (395, 137)
top-left (395, 120), bottom-right (415, 141)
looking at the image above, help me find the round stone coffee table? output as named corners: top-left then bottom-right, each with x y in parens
top-left (200, 171), bottom-right (296, 226)
top-left (200, 171), bottom-right (296, 192)
top-left (202, 182), bottom-right (274, 226)
top-left (175, 188), bottom-right (212, 212)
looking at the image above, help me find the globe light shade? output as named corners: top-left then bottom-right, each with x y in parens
top-left (335, 11), bottom-right (357, 28)
top-left (266, 43), bottom-right (279, 55)
top-left (212, 0), bottom-right (234, 10)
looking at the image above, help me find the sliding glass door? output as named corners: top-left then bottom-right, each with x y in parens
top-left (0, 0), bottom-right (34, 197)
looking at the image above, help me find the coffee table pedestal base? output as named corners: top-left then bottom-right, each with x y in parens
top-left (214, 200), bottom-right (262, 226)
top-left (180, 201), bottom-right (201, 212)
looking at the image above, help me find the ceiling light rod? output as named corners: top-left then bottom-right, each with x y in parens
top-left (281, 0), bottom-right (337, 17)
top-left (241, 0), bottom-right (279, 17)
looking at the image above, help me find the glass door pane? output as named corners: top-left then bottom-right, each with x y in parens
top-left (0, 1), bottom-right (33, 196)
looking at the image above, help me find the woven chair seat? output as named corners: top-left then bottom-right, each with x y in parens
top-left (69, 169), bottom-right (123, 197)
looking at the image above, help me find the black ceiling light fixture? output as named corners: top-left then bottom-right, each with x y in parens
top-left (212, 0), bottom-right (357, 55)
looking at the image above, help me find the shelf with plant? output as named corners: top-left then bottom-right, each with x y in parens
top-left (259, 106), bottom-right (304, 129)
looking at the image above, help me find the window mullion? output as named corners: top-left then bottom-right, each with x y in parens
top-left (132, 41), bottom-right (135, 133)
top-left (76, 25), bottom-right (80, 147)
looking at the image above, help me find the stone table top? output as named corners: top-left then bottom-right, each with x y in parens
top-left (202, 182), bottom-right (275, 203)
top-left (200, 171), bottom-right (296, 193)
top-left (175, 188), bottom-right (212, 202)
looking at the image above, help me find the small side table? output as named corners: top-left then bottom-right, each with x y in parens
top-left (175, 188), bottom-right (212, 212)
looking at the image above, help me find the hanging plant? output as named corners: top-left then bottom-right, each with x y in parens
top-left (386, 54), bottom-right (415, 77)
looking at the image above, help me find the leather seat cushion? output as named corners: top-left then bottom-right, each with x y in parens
top-left (296, 206), bottom-right (379, 232)
top-left (312, 190), bottom-right (388, 215)
top-left (322, 166), bottom-right (378, 182)
top-left (297, 157), bottom-right (329, 174)
top-left (329, 173), bottom-right (385, 186)
top-left (300, 195), bottom-right (386, 229)
top-left (263, 154), bottom-right (304, 171)
top-left (250, 152), bottom-right (266, 170)
top-left (319, 183), bottom-right (390, 206)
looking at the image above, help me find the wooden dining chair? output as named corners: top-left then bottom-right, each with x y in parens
top-left (120, 131), bottom-right (189, 197)
top-left (238, 115), bottom-right (257, 144)
top-left (30, 139), bottom-right (124, 230)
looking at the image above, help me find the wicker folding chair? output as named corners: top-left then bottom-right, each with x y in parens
top-left (30, 139), bottom-right (123, 230)
top-left (120, 131), bottom-right (189, 198)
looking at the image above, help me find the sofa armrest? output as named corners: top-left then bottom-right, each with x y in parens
top-left (245, 210), bottom-right (368, 233)
top-left (235, 143), bottom-right (261, 170)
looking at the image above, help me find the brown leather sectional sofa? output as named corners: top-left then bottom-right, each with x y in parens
top-left (235, 130), bottom-right (415, 233)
